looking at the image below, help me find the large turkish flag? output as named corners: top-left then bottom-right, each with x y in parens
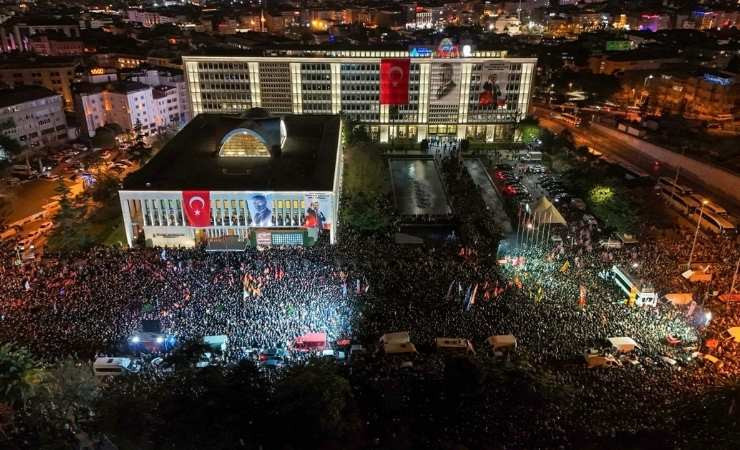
top-left (380, 58), bottom-right (410, 105)
top-left (182, 191), bottom-right (211, 227)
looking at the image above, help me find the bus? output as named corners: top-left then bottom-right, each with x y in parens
top-left (611, 265), bottom-right (658, 307)
top-left (662, 190), bottom-right (702, 215)
top-left (616, 161), bottom-right (650, 181)
top-left (690, 210), bottom-right (737, 235)
top-left (689, 195), bottom-right (727, 217)
top-left (656, 176), bottom-right (692, 196)
top-left (561, 113), bottom-right (582, 127)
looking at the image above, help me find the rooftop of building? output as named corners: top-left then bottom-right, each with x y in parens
top-left (0, 55), bottom-right (79, 70)
top-left (123, 110), bottom-right (341, 192)
top-left (0, 85), bottom-right (60, 108)
top-left (76, 80), bottom-right (152, 96)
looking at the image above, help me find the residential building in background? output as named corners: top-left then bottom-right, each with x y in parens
top-left (0, 59), bottom-right (77, 110)
top-left (0, 17), bottom-right (81, 53)
top-left (28, 34), bottom-right (85, 57)
top-left (75, 79), bottom-right (188, 139)
top-left (183, 46), bottom-right (536, 143)
top-left (650, 71), bottom-right (738, 120)
top-left (0, 85), bottom-right (68, 149)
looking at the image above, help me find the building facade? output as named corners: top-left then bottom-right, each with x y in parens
top-left (0, 86), bottom-right (68, 150)
top-left (0, 19), bottom-right (80, 53)
top-left (183, 47), bottom-right (536, 143)
top-left (75, 71), bottom-right (190, 137)
top-left (650, 72), bottom-right (738, 120)
top-left (119, 112), bottom-right (342, 249)
top-left (0, 61), bottom-right (77, 110)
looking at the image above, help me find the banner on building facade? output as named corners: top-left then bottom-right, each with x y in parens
top-left (303, 193), bottom-right (332, 230)
top-left (430, 61), bottom-right (461, 105)
top-left (477, 61), bottom-right (509, 107)
top-left (245, 192), bottom-right (333, 230)
top-left (380, 58), bottom-right (410, 105)
top-left (182, 191), bottom-right (211, 227)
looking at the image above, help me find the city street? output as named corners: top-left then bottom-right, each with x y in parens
top-left (533, 107), bottom-right (740, 218)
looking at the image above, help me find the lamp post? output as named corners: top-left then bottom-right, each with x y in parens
top-left (643, 74), bottom-right (654, 88)
top-left (687, 199), bottom-right (708, 270)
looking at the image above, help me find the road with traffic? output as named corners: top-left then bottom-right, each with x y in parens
top-left (532, 106), bottom-right (740, 219)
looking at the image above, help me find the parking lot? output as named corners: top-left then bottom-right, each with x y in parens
top-left (1, 144), bottom-right (137, 259)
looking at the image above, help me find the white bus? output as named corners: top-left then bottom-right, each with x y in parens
top-left (690, 210), bottom-right (737, 235)
top-left (662, 190), bottom-right (701, 215)
top-left (611, 265), bottom-right (658, 307)
top-left (689, 195), bottom-right (727, 217)
top-left (616, 161), bottom-right (650, 181)
top-left (656, 177), bottom-right (692, 195)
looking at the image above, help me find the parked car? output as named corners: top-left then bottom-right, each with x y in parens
top-left (38, 221), bottom-right (54, 233)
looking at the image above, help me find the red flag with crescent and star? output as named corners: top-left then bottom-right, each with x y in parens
top-left (380, 58), bottom-right (410, 105)
top-left (182, 191), bottom-right (211, 227)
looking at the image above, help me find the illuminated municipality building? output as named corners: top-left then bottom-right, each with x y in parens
top-left (182, 41), bottom-right (537, 143)
top-left (119, 108), bottom-right (342, 249)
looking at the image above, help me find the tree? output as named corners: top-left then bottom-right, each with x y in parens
top-left (92, 126), bottom-right (117, 149)
top-left (517, 117), bottom-right (541, 144)
top-left (273, 359), bottom-right (359, 447)
top-left (0, 196), bottom-right (12, 229)
top-left (0, 134), bottom-right (21, 161)
top-left (30, 358), bottom-right (99, 431)
top-left (0, 344), bottom-right (45, 409)
top-left (341, 193), bottom-right (389, 234)
top-left (342, 143), bottom-right (388, 196)
top-left (91, 174), bottom-right (120, 203)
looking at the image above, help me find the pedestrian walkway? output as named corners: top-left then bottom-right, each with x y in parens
top-left (464, 158), bottom-right (513, 234)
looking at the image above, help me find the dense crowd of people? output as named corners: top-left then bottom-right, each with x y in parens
top-left (0, 162), bottom-right (738, 448)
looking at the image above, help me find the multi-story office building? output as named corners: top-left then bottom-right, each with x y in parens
top-left (0, 86), bottom-right (68, 150)
top-left (182, 44), bottom-right (536, 143)
top-left (0, 59), bottom-right (77, 110)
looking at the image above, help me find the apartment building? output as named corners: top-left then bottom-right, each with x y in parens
top-left (0, 60), bottom-right (77, 110)
top-left (0, 86), bottom-right (68, 149)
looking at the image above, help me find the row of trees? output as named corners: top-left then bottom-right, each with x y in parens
top-left (0, 344), bottom-right (99, 448)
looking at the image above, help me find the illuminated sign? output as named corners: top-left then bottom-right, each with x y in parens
top-left (436, 38), bottom-right (459, 58)
top-left (409, 46), bottom-right (433, 58)
top-left (703, 74), bottom-right (732, 86)
top-left (90, 68), bottom-right (105, 75)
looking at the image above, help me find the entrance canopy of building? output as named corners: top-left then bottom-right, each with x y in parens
top-left (532, 197), bottom-right (566, 225)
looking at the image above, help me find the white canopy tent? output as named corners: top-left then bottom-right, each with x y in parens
top-left (531, 197), bottom-right (567, 225)
top-left (487, 334), bottom-right (517, 350)
top-left (379, 331), bottom-right (410, 345)
top-left (608, 337), bottom-right (640, 353)
top-left (665, 293), bottom-right (693, 306)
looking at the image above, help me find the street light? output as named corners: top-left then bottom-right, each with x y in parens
top-left (643, 74), bottom-right (654, 88)
top-left (687, 199), bottom-right (708, 270)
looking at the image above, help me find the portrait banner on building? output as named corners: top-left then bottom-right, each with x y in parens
top-left (246, 193), bottom-right (327, 229)
top-left (430, 62), bottom-right (461, 105)
top-left (380, 58), bottom-right (410, 105)
top-left (303, 193), bottom-right (332, 230)
top-left (182, 191), bottom-right (211, 227)
top-left (477, 61), bottom-right (509, 108)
